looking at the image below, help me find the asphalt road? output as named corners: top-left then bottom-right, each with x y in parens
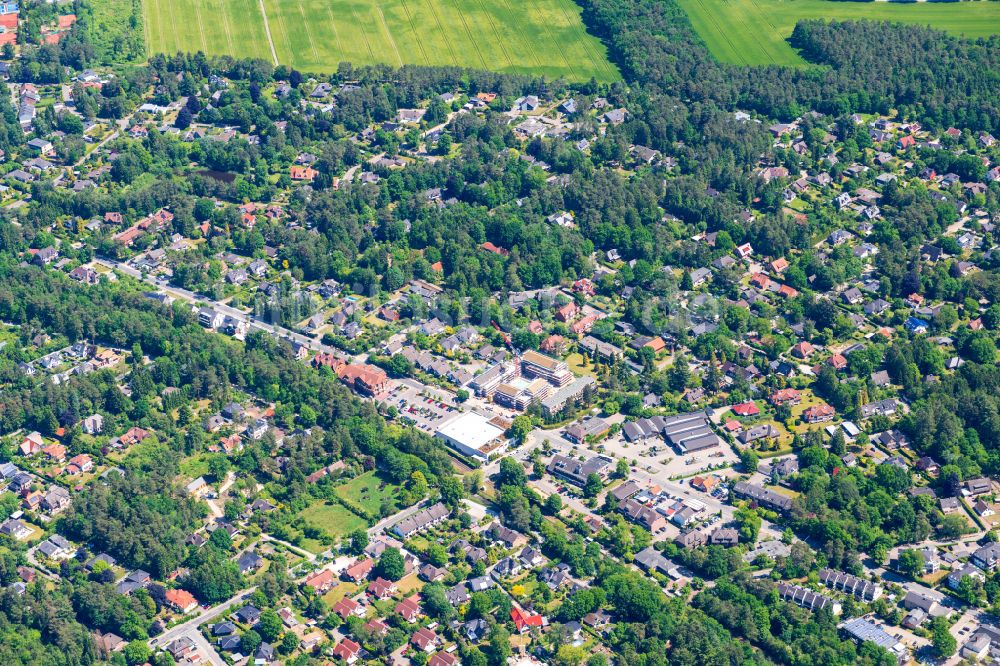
top-left (96, 258), bottom-right (325, 352)
top-left (150, 587), bottom-right (256, 655)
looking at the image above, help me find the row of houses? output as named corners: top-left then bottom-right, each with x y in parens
top-left (391, 502), bottom-right (450, 539)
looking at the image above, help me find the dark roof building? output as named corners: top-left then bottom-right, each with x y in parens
top-left (819, 569), bottom-right (883, 601)
top-left (777, 583), bottom-right (841, 614)
top-left (731, 482), bottom-right (793, 512)
top-left (547, 454), bottom-right (613, 486)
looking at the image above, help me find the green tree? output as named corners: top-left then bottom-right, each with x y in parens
top-left (406, 470), bottom-right (429, 502)
top-left (377, 548), bottom-right (405, 581)
top-left (438, 475), bottom-right (465, 507)
top-left (508, 416), bottom-right (533, 444)
top-left (488, 626), bottom-right (512, 666)
top-left (183, 548), bottom-right (243, 604)
top-left (735, 506), bottom-right (761, 543)
top-left (583, 473), bottom-right (603, 498)
top-left (349, 529), bottom-right (369, 555)
top-left (209, 527), bottom-right (233, 551)
top-left (257, 609), bottom-right (283, 642)
top-left (123, 641), bottom-right (151, 666)
top-left (615, 458), bottom-right (630, 478)
top-left (897, 548), bottom-right (925, 578)
top-left (668, 356), bottom-right (690, 393)
top-left (175, 106), bottom-right (193, 129)
top-left (207, 454), bottom-right (230, 482)
top-left (533, 458), bottom-right (546, 478)
top-left (299, 404), bottom-right (317, 428)
top-left (279, 630), bottom-right (299, 654)
top-left (983, 304), bottom-right (1000, 330)
top-left (930, 617), bottom-right (957, 658)
top-left (556, 645), bottom-right (588, 666)
top-left (739, 448), bottom-right (759, 473)
top-left (426, 543), bottom-right (448, 567)
top-left (497, 457), bottom-right (527, 489)
top-left (241, 630), bottom-right (262, 658)
top-left (938, 514), bottom-right (970, 540)
top-left (420, 582), bottom-right (454, 620)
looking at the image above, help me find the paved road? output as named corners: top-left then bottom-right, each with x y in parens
top-left (96, 258), bottom-right (327, 353)
top-left (151, 587), bottom-right (256, 651)
top-left (260, 534), bottom-right (317, 562)
top-left (186, 628), bottom-right (225, 666)
top-left (368, 501), bottom-right (427, 537)
top-left (25, 546), bottom-right (61, 581)
top-left (205, 471), bottom-right (236, 519)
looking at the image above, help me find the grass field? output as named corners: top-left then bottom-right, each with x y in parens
top-left (142, 0), bottom-right (618, 81)
top-left (678, 0), bottom-right (1000, 66)
top-left (299, 501), bottom-right (368, 548)
top-left (143, 0), bottom-right (274, 62)
top-left (334, 471), bottom-right (399, 516)
top-left (179, 453), bottom-right (212, 480)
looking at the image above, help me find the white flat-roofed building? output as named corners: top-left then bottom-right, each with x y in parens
top-left (435, 412), bottom-right (507, 463)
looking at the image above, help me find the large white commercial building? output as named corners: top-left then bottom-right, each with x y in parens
top-left (435, 412), bottom-right (507, 463)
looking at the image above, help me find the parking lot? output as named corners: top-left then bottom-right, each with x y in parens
top-left (599, 432), bottom-right (740, 480)
top-left (381, 379), bottom-right (461, 434)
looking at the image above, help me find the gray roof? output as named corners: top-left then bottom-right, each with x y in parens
top-left (819, 569), bottom-right (882, 600)
top-left (841, 618), bottom-right (901, 652)
top-left (732, 482), bottom-right (793, 512)
top-left (547, 454), bottom-right (612, 486)
top-left (777, 583), bottom-right (837, 612)
top-left (391, 502), bottom-right (449, 538)
top-left (634, 546), bottom-right (672, 574)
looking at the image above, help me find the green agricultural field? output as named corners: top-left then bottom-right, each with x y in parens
top-left (142, 0), bottom-right (618, 81)
top-left (143, 0), bottom-right (274, 63)
top-left (678, 0), bottom-right (1000, 66)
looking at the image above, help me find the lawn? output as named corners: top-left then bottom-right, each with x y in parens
top-left (565, 352), bottom-right (597, 378)
top-left (787, 389), bottom-right (834, 434)
top-left (395, 572), bottom-right (425, 595)
top-left (322, 581), bottom-right (359, 606)
top-left (749, 418), bottom-right (794, 456)
top-left (298, 501), bottom-right (368, 550)
top-left (678, 0), bottom-right (1000, 66)
top-left (334, 471), bottom-right (399, 517)
top-left (179, 453), bottom-right (212, 480)
top-left (0, 325), bottom-right (17, 347)
top-left (142, 0), bottom-right (618, 81)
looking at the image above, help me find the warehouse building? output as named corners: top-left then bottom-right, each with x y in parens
top-left (435, 412), bottom-right (507, 463)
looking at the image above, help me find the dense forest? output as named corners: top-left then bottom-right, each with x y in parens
top-left (580, 0), bottom-right (1000, 131)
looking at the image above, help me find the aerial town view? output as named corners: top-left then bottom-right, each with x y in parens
top-left (0, 0), bottom-right (997, 665)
